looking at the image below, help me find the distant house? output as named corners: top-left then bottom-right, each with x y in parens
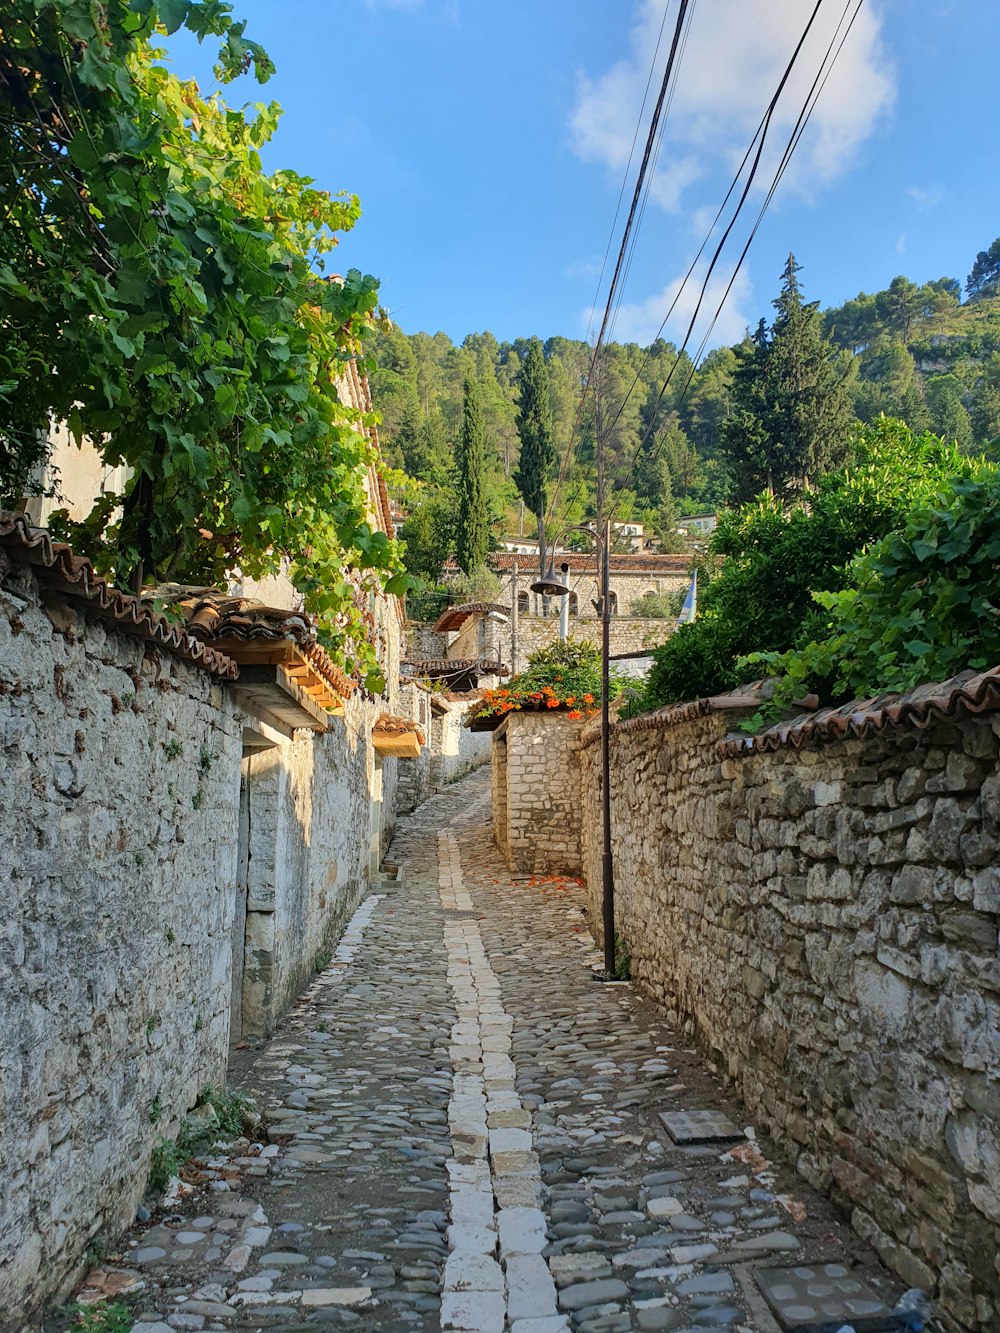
top-left (443, 549), bottom-right (691, 620)
top-left (677, 513), bottom-right (717, 538)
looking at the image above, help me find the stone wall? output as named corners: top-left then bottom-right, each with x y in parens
top-left (511, 616), bottom-right (672, 673)
top-left (396, 683), bottom-right (434, 814)
top-left (578, 703), bottom-right (1000, 1330)
top-left (405, 616), bottom-right (673, 677)
top-left (431, 698), bottom-right (493, 790)
top-left (491, 712), bottom-right (584, 874)
top-left (0, 556), bottom-right (243, 1318)
top-left (239, 704), bottom-right (382, 1037)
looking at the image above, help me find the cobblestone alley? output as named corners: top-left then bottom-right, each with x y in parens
top-left (66, 768), bottom-right (909, 1333)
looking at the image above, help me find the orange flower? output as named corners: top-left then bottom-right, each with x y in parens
top-left (545, 698), bottom-right (559, 708)
top-left (567, 710), bottom-right (582, 719)
top-left (564, 695), bottom-right (575, 705)
top-left (583, 693), bottom-right (594, 704)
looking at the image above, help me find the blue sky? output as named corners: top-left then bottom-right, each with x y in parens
top-left (170, 0), bottom-right (1000, 349)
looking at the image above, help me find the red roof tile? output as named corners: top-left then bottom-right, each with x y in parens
top-left (432, 602), bottom-right (508, 633)
top-left (717, 666), bottom-right (1000, 757)
top-left (0, 513), bottom-right (238, 679)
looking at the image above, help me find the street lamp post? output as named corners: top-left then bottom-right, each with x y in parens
top-left (531, 521), bottom-right (616, 981)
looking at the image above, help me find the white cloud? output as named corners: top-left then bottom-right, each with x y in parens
top-left (562, 255), bottom-right (604, 281)
top-left (907, 185), bottom-right (944, 210)
top-left (586, 263), bottom-right (753, 348)
top-left (570, 0), bottom-right (895, 213)
top-left (896, 232), bottom-right (908, 254)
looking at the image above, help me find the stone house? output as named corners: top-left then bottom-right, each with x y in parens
top-left (444, 550), bottom-right (691, 620)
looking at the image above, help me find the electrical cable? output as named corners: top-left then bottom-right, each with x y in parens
top-left (554, 0), bottom-right (830, 530)
top-left (607, 0), bottom-right (863, 519)
top-left (546, 0), bottom-right (694, 525)
top-left (585, 0), bottom-right (676, 346)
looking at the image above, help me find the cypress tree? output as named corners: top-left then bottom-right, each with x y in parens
top-left (721, 256), bottom-right (854, 501)
top-left (514, 337), bottom-right (556, 574)
top-left (455, 376), bottom-right (489, 575)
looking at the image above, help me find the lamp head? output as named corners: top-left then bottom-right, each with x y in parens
top-left (529, 561), bottom-right (570, 597)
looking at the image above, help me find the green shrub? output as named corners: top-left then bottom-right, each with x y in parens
top-left (630, 589), bottom-right (685, 619)
top-left (472, 638), bottom-right (625, 720)
top-left (636, 420), bottom-right (983, 711)
top-left (743, 465), bottom-right (1000, 706)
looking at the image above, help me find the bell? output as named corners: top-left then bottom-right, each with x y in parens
top-left (529, 561), bottom-right (570, 597)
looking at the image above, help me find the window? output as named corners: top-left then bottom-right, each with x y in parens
top-left (568, 592), bottom-right (579, 617)
top-left (517, 590), bottom-right (529, 616)
top-left (607, 590), bottom-right (618, 616)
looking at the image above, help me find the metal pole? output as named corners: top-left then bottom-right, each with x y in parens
top-left (511, 555), bottom-right (519, 675)
top-left (559, 563), bottom-right (569, 642)
top-left (600, 519), bottom-right (615, 978)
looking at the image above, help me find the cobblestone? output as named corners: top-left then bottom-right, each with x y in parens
top-left (48, 769), bottom-right (906, 1333)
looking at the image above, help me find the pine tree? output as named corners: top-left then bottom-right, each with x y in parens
top-left (514, 337), bottom-right (556, 574)
top-left (455, 376), bottom-right (490, 575)
top-left (721, 257), bottom-right (855, 501)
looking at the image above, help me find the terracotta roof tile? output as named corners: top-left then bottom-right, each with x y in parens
top-left (432, 602), bottom-right (508, 633)
top-left (302, 642), bottom-right (357, 700)
top-left (717, 666), bottom-right (1000, 758)
top-left (374, 713), bottom-right (425, 744)
top-left (0, 513), bottom-right (238, 679)
top-left (401, 657), bottom-right (507, 677)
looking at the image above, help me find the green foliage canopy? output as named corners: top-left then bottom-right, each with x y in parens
top-left (638, 420), bottom-right (978, 709)
top-left (513, 337), bottom-right (556, 568)
top-left (0, 0), bottom-right (404, 687)
top-left (720, 256), bottom-right (855, 502)
top-left (744, 460), bottom-right (1000, 704)
top-left (455, 375), bottom-right (490, 574)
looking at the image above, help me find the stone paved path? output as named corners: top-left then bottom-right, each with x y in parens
top-left (60, 768), bottom-right (905, 1333)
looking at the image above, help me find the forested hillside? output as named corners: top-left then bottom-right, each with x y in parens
top-left (366, 239), bottom-right (1000, 582)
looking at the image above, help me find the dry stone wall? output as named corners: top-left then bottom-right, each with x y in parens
top-left (491, 712), bottom-right (584, 874)
top-left (510, 616), bottom-right (672, 674)
top-left (579, 705), bottom-right (1000, 1330)
top-left (0, 555), bottom-right (243, 1319)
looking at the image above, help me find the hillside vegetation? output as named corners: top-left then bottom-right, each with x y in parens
top-left (366, 241), bottom-right (1000, 585)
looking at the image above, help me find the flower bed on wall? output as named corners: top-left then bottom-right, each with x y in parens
top-left (467, 640), bottom-right (624, 729)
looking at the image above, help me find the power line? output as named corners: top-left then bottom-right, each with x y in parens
top-left (554, 0), bottom-right (828, 529)
top-left (546, 0), bottom-right (694, 526)
top-left (607, 0), bottom-right (864, 520)
top-left (585, 0), bottom-right (675, 347)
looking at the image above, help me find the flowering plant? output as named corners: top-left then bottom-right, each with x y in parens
top-left (469, 639), bottom-right (625, 722)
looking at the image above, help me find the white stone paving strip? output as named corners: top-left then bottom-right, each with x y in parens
top-left (438, 827), bottom-right (568, 1333)
top-left (331, 892), bottom-right (385, 965)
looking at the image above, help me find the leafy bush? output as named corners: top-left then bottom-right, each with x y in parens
top-left (743, 465), bottom-right (1000, 704)
top-left (472, 639), bottom-right (625, 721)
top-left (635, 420), bottom-right (981, 710)
top-left (630, 589), bottom-right (685, 619)
top-left (449, 566), bottom-right (502, 604)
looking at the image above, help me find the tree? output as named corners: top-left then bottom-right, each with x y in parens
top-left (398, 489), bottom-right (456, 584)
top-left (513, 338), bottom-right (557, 574)
top-left (877, 276), bottom-right (923, 341)
top-left (926, 375), bottom-right (974, 452)
top-left (455, 377), bottom-right (490, 574)
top-left (637, 420), bottom-right (980, 709)
top-left (966, 237), bottom-right (1000, 301)
top-left (0, 0), bottom-right (404, 688)
top-left (720, 257), bottom-right (855, 500)
top-left (971, 355), bottom-right (1000, 445)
